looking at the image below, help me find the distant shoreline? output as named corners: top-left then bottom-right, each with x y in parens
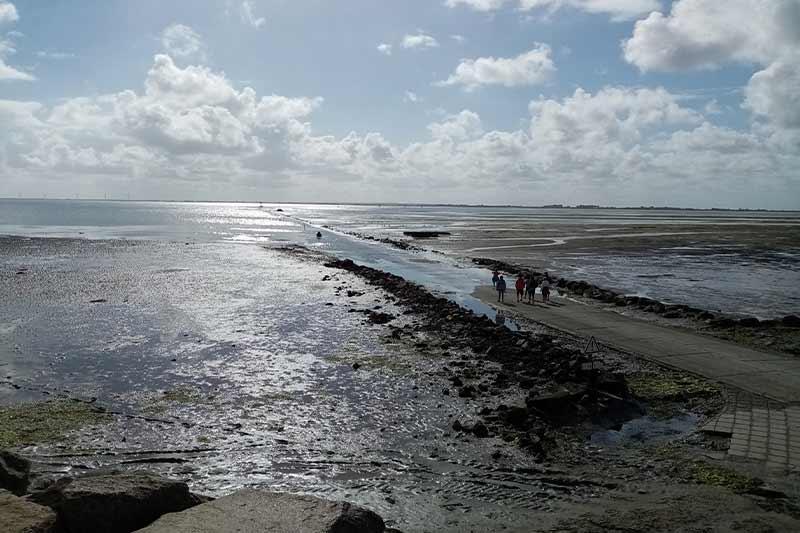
top-left (1, 197), bottom-right (798, 213)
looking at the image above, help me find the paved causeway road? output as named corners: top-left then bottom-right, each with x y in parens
top-left (474, 286), bottom-right (800, 404)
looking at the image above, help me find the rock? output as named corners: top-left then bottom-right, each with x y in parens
top-left (782, 315), bottom-right (800, 328)
top-left (662, 310), bottom-right (682, 319)
top-left (472, 422), bottom-right (489, 438)
top-left (30, 471), bottom-right (202, 533)
top-left (458, 385), bottom-right (476, 398)
top-left (352, 363), bottom-right (361, 370)
top-left (738, 317), bottom-right (760, 328)
top-left (502, 406), bottom-right (529, 428)
top-left (0, 489), bottom-right (59, 533)
top-left (134, 489), bottom-right (384, 533)
top-left (0, 450), bottom-right (32, 496)
top-left (710, 317), bottom-right (736, 328)
top-left (367, 311), bottom-right (395, 325)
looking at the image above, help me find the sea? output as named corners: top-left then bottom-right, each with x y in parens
top-left (1, 199), bottom-right (798, 318)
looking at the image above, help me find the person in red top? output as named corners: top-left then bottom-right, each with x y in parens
top-left (515, 274), bottom-right (525, 303)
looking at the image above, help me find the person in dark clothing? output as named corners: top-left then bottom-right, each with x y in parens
top-left (525, 274), bottom-right (536, 303)
top-left (492, 270), bottom-right (500, 288)
top-left (496, 275), bottom-right (506, 302)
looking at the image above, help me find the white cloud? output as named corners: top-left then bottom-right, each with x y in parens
top-left (404, 91), bottom-right (421, 103)
top-left (446, 0), bottom-right (659, 21)
top-left (703, 99), bottom-right (721, 115)
top-left (436, 44), bottom-right (555, 91)
top-left (401, 33), bottom-right (439, 50)
top-left (35, 51), bottom-right (77, 60)
top-left (0, 1), bottom-right (18, 25)
top-left (744, 52), bottom-right (800, 131)
top-left (622, 0), bottom-right (800, 135)
top-left (161, 24), bottom-right (204, 59)
top-left (1, 55), bottom-right (798, 206)
top-left (0, 34), bottom-right (34, 81)
top-left (240, 0), bottom-right (266, 29)
top-left (377, 43), bottom-right (392, 56)
top-left (428, 110), bottom-right (484, 140)
top-left (451, 34), bottom-right (467, 43)
top-left (445, 0), bottom-right (510, 11)
top-left (623, 0), bottom-right (799, 71)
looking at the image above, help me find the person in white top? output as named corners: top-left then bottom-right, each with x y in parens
top-left (540, 277), bottom-right (551, 303)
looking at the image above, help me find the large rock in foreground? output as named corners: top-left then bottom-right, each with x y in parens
top-left (30, 472), bottom-right (201, 533)
top-left (0, 489), bottom-right (59, 533)
top-left (1, 449), bottom-right (32, 495)
top-left (135, 489), bottom-right (385, 533)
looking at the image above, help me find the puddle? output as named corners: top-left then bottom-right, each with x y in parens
top-left (590, 412), bottom-right (699, 446)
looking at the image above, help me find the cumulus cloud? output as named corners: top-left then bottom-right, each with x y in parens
top-left (1, 55), bottom-right (798, 206)
top-left (240, 0), bottom-right (266, 29)
top-left (622, 0), bottom-right (798, 71)
top-left (0, 1), bottom-right (18, 25)
top-left (446, 0), bottom-right (659, 20)
top-left (376, 43), bottom-right (392, 56)
top-left (161, 24), bottom-right (204, 59)
top-left (623, 0), bottom-right (800, 134)
top-left (428, 110), bottom-right (484, 140)
top-left (0, 11), bottom-right (33, 81)
top-left (401, 33), bottom-right (439, 50)
top-left (744, 52), bottom-right (800, 131)
top-left (436, 44), bottom-right (555, 91)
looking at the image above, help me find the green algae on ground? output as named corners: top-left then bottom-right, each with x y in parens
top-left (689, 461), bottom-right (762, 493)
top-left (142, 387), bottom-right (214, 414)
top-left (628, 372), bottom-right (720, 402)
top-left (0, 400), bottom-right (111, 448)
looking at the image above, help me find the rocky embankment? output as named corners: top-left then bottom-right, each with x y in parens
top-left (0, 450), bottom-right (391, 533)
top-left (472, 257), bottom-right (800, 355)
top-left (323, 258), bottom-right (642, 457)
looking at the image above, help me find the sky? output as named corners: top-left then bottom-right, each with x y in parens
top-left (0, 0), bottom-right (798, 208)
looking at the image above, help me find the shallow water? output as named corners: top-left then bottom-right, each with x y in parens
top-left (0, 235), bottom-right (543, 531)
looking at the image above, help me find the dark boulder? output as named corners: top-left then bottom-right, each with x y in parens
top-left (30, 472), bottom-right (203, 533)
top-left (782, 315), bottom-right (800, 328)
top-left (0, 450), bottom-right (32, 496)
top-left (472, 422), bottom-right (489, 438)
top-left (135, 489), bottom-right (385, 533)
top-left (458, 385), bottom-right (476, 398)
top-left (502, 406), bottom-right (529, 428)
top-left (738, 317), bottom-right (760, 328)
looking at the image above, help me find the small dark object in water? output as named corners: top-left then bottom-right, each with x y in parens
top-left (403, 231), bottom-right (451, 239)
top-left (89, 299), bottom-right (107, 304)
top-left (276, 208), bottom-right (283, 212)
top-left (316, 231), bottom-right (322, 239)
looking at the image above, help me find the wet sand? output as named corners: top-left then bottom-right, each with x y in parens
top-left (285, 205), bottom-right (800, 319)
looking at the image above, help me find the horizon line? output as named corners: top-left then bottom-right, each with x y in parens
top-left (1, 197), bottom-right (798, 213)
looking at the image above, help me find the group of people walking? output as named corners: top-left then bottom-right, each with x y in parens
top-left (492, 271), bottom-right (551, 304)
